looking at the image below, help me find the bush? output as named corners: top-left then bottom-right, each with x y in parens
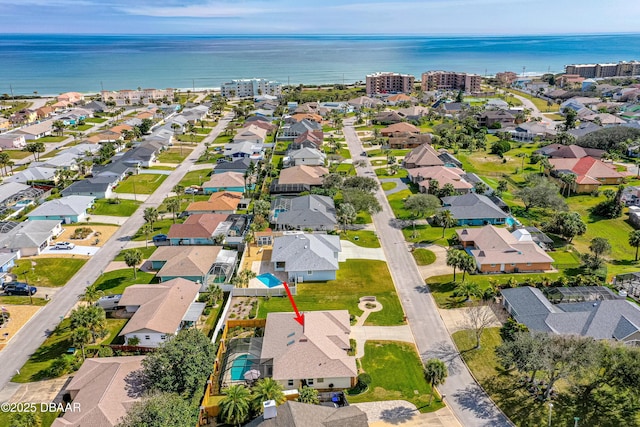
top-left (71, 227), bottom-right (93, 239)
top-left (357, 372), bottom-right (372, 386)
top-left (0, 311), bottom-right (9, 326)
top-left (47, 355), bottom-right (73, 377)
top-left (490, 140), bottom-right (511, 156)
top-left (127, 336), bottom-right (140, 346)
top-left (97, 346), bottom-right (114, 357)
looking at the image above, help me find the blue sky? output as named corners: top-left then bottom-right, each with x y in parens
top-left (1, 0), bottom-right (638, 34)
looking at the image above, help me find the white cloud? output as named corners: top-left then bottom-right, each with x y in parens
top-left (119, 2), bottom-right (268, 18)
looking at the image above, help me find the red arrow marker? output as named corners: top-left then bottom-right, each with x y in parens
top-left (282, 281), bottom-right (304, 326)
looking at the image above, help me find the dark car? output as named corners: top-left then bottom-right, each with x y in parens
top-left (2, 282), bottom-right (37, 296)
top-left (152, 234), bottom-right (168, 243)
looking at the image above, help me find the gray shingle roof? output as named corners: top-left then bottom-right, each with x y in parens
top-left (246, 401), bottom-right (368, 427)
top-left (271, 233), bottom-right (340, 272)
top-left (440, 193), bottom-right (508, 221)
top-left (28, 196), bottom-right (94, 218)
top-left (273, 195), bottom-right (336, 230)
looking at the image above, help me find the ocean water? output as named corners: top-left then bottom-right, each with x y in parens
top-left (1, 34), bottom-right (640, 95)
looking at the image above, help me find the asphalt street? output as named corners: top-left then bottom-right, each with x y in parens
top-left (343, 119), bottom-right (512, 427)
top-left (0, 113), bottom-right (232, 392)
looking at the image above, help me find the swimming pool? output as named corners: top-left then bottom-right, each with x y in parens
top-left (230, 354), bottom-right (253, 381)
top-left (257, 273), bottom-right (283, 288)
top-left (506, 217), bottom-right (517, 227)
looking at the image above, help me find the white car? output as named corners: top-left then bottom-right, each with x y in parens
top-left (54, 242), bottom-right (76, 250)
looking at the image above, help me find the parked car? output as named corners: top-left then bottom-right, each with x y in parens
top-left (361, 151), bottom-right (368, 157)
top-left (2, 282), bottom-right (37, 296)
top-left (216, 158), bottom-right (229, 163)
top-left (185, 187), bottom-right (199, 195)
top-left (54, 241), bottom-right (76, 250)
top-left (152, 234), bottom-right (168, 243)
top-left (95, 294), bottom-right (122, 310)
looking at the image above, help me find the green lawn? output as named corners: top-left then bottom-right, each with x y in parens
top-left (12, 317), bottom-right (127, 383)
top-left (335, 163), bottom-right (356, 176)
top-left (387, 189), bottom-right (416, 219)
top-left (257, 260), bottom-right (404, 326)
top-left (340, 230), bottom-right (381, 248)
top-left (375, 168), bottom-right (408, 179)
top-left (347, 341), bottom-right (444, 412)
top-left (367, 149), bottom-right (411, 157)
top-left (6, 150), bottom-right (33, 160)
top-left (507, 89), bottom-right (558, 112)
top-left (412, 248), bottom-right (436, 265)
top-left (381, 181), bottom-right (397, 191)
top-left (114, 174), bottom-right (167, 194)
top-left (36, 135), bottom-right (67, 143)
top-left (543, 113), bottom-right (564, 121)
top-left (176, 134), bottom-right (205, 143)
top-left (0, 296), bottom-right (48, 306)
top-left (14, 258), bottom-right (87, 288)
top-left (455, 146), bottom-right (540, 179)
top-left (194, 127), bottom-right (213, 135)
top-left (549, 250), bottom-right (580, 267)
top-left (355, 211), bottom-right (372, 225)
top-left (132, 218), bottom-right (178, 241)
top-left (179, 170), bottom-right (211, 187)
top-left (0, 408), bottom-right (59, 427)
top-left (157, 147), bottom-right (193, 163)
top-left (71, 124), bottom-right (93, 131)
top-left (114, 246), bottom-right (158, 261)
top-left (90, 199), bottom-right (141, 216)
top-left (85, 117), bottom-right (108, 124)
top-left (93, 269), bottom-right (156, 295)
top-left (213, 134), bottom-right (233, 144)
top-left (402, 224), bottom-right (457, 245)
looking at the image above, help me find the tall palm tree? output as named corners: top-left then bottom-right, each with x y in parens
top-left (165, 198), bottom-right (180, 224)
top-left (70, 305), bottom-right (107, 343)
top-left (460, 255), bottom-right (477, 281)
top-left (436, 210), bottom-right (456, 238)
top-left (446, 249), bottom-right (463, 282)
top-left (453, 281), bottom-right (481, 302)
top-left (231, 269), bottom-right (257, 288)
top-left (124, 249), bottom-right (142, 279)
top-left (0, 152), bottom-right (10, 176)
top-left (219, 385), bottom-right (251, 426)
top-left (71, 326), bottom-right (91, 360)
top-left (629, 230), bottom-right (640, 261)
top-left (424, 358), bottom-right (448, 405)
top-left (252, 378), bottom-right (286, 412)
top-left (79, 284), bottom-right (103, 305)
top-left (143, 207), bottom-right (159, 230)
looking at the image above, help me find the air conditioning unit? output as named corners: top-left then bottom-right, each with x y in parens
top-left (263, 400), bottom-right (277, 420)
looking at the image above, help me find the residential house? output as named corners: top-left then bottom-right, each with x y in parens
top-left (388, 133), bottom-right (431, 149)
top-left (380, 122), bottom-right (420, 137)
top-left (535, 143), bottom-right (604, 159)
top-left (407, 166), bottom-right (473, 194)
top-left (245, 400), bottom-right (368, 427)
top-left (216, 214), bottom-right (251, 248)
top-left (501, 286), bottom-right (640, 343)
top-left (148, 245), bottom-right (237, 288)
top-left (547, 157), bottom-right (625, 193)
top-left (27, 196), bottom-right (95, 223)
top-left (397, 106), bottom-right (429, 121)
top-left (0, 220), bottom-right (63, 256)
top-left (5, 166), bottom-right (57, 185)
top-left (511, 122), bottom-right (557, 141)
top-left (51, 356), bottom-right (145, 427)
top-left (287, 147), bottom-right (326, 167)
top-left (93, 162), bottom-right (133, 183)
top-left (260, 310), bottom-right (357, 390)
top-left (290, 131), bottom-right (323, 151)
top-left (477, 110), bottom-right (515, 128)
top-left (214, 158), bottom-right (253, 175)
top-left (167, 213), bottom-right (229, 246)
top-left (403, 144), bottom-right (444, 169)
top-left (270, 166), bottom-right (328, 195)
top-left (0, 134), bottom-right (26, 150)
top-left (567, 123), bottom-right (603, 139)
top-left (386, 93), bottom-right (415, 105)
top-left (290, 113), bottom-right (323, 124)
top-left (83, 100), bottom-right (108, 113)
top-left (202, 172), bottom-right (247, 194)
top-left (0, 118), bottom-right (10, 131)
top-left (348, 95), bottom-right (383, 110)
top-left (247, 120), bottom-right (277, 134)
top-left (434, 102), bottom-right (469, 116)
top-left (10, 109), bottom-right (37, 125)
top-left (485, 99), bottom-right (509, 110)
top-left (14, 121), bottom-right (53, 140)
top-left (457, 225), bottom-right (553, 273)
top-left (35, 106), bottom-right (54, 120)
top-left (61, 176), bottom-right (118, 199)
top-left (373, 111), bottom-right (403, 124)
top-left (280, 119), bottom-right (322, 140)
top-left (223, 141), bottom-right (265, 161)
top-left (57, 91), bottom-right (84, 104)
top-left (118, 278), bottom-right (202, 348)
top-left (185, 191), bottom-right (243, 215)
top-left (0, 251), bottom-right (19, 276)
top-left (440, 193), bottom-right (509, 226)
top-left (234, 125), bottom-right (268, 144)
top-left (271, 233), bottom-right (341, 282)
top-left (271, 195), bottom-right (336, 231)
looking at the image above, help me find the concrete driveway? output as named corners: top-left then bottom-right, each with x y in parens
top-left (339, 240), bottom-right (386, 262)
top-left (41, 245), bottom-right (100, 256)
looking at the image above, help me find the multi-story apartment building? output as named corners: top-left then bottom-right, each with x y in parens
top-left (421, 71), bottom-right (482, 93)
top-left (565, 61), bottom-right (640, 78)
top-left (220, 78), bottom-right (282, 98)
top-left (100, 88), bottom-right (174, 105)
top-left (366, 72), bottom-right (415, 95)
top-left (495, 71), bottom-right (518, 86)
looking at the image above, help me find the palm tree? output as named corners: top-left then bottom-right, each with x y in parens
top-left (52, 120), bottom-right (65, 136)
top-left (629, 230), bottom-right (640, 261)
top-left (219, 385), bottom-right (251, 426)
top-left (460, 254), bottom-right (477, 281)
top-left (143, 207), bottom-right (159, 230)
top-left (424, 358), bottom-right (448, 405)
top-left (206, 284), bottom-right (223, 307)
top-left (0, 152), bottom-right (10, 176)
top-left (141, 223), bottom-right (153, 249)
top-left (243, 228), bottom-right (255, 256)
top-left (8, 411), bottom-right (42, 427)
top-left (70, 305), bottom-right (107, 343)
top-left (435, 210), bottom-right (456, 238)
top-left (231, 269), bottom-right (257, 288)
top-left (173, 184), bottom-right (185, 205)
top-left (70, 326), bottom-right (91, 360)
top-left (124, 249), bottom-right (142, 279)
top-left (79, 284), bottom-right (103, 305)
top-left (252, 378), bottom-right (285, 412)
top-left (165, 198), bottom-right (180, 224)
top-left (446, 249), bottom-right (463, 281)
top-left (297, 386), bottom-right (319, 404)
top-left (453, 281), bottom-right (481, 302)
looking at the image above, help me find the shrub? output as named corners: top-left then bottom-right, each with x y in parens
top-left (357, 372), bottom-right (372, 386)
top-left (0, 311), bottom-right (10, 326)
top-left (71, 227), bottom-right (93, 239)
top-left (47, 355), bottom-right (73, 377)
top-left (490, 140), bottom-right (511, 156)
top-left (97, 346), bottom-right (114, 357)
top-left (127, 336), bottom-right (140, 346)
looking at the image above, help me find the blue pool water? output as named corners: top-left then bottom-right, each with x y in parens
top-left (506, 217), bottom-right (516, 227)
top-left (230, 355), bottom-right (253, 381)
top-left (257, 273), bottom-right (283, 288)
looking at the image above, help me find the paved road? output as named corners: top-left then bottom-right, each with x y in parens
top-left (0, 113), bottom-right (233, 393)
top-left (508, 92), bottom-right (554, 124)
top-left (343, 119), bottom-right (512, 427)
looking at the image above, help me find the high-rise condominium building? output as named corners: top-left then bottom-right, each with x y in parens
top-left (366, 72), bottom-right (415, 95)
top-left (421, 71), bottom-right (482, 93)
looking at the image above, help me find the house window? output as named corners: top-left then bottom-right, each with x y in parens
top-left (160, 335), bottom-right (166, 340)
top-left (511, 263), bottom-right (516, 266)
top-left (287, 380), bottom-right (294, 387)
top-left (490, 264), bottom-right (496, 267)
top-left (527, 262), bottom-right (532, 266)
top-left (317, 378), bottom-right (324, 383)
top-left (145, 335), bottom-right (150, 340)
top-left (307, 379), bottom-right (314, 386)
top-left (307, 270), bottom-right (313, 275)
top-left (276, 262), bottom-right (285, 269)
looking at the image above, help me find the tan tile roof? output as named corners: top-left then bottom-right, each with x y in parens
top-left (549, 156), bottom-right (625, 181)
top-left (291, 113), bottom-right (322, 123)
top-left (149, 245), bottom-right (222, 277)
top-left (387, 93), bottom-right (413, 102)
top-left (278, 165), bottom-right (328, 186)
top-left (51, 356), bottom-right (145, 427)
top-left (119, 278), bottom-right (200, 336)
top-left (109, 124), bottom-right (133, 135)
top-left (380, 122), bottom-right (420, 136)
top-left (235, 124), bottom-right (268, 141)
top-left (136, 111), bottom-right (154, 119)
top-left (403, 143), bottom-right (443, 167)
top-left (186, 191), bottom-right (243, 212)
top-left (457, 225), bottom-right (553, 266)
top-left (203, 172), bottom-right (245, 189)
top-left (261, 310), bottom-right (357, 381)
top-left (167, 213), bottom-right (229, 238)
